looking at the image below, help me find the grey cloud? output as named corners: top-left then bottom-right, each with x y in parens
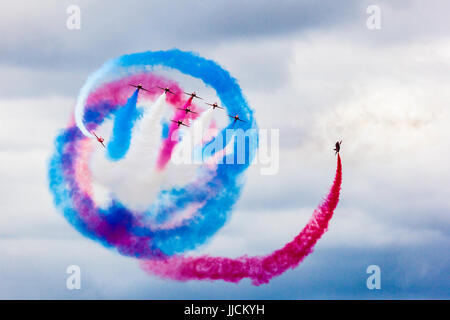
top-left (0, 239), bottom-right (447, 299)
top-left (0, 65), bottom-right (88, 99)
top-left (0, 0), bottom-right (360, 70)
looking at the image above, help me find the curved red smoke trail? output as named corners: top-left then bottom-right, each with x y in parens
top-left (140, 155), bottom-right (342, 285)
top-left (156, 96), bottom-right (199, 170)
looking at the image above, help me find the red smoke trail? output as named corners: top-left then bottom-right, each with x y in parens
top-left (156, 97), bottom-right (194, 170)
top-left (140, 155), bottom-right (342, 285)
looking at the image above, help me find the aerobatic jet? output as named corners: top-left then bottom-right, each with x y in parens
top-left (177, 106), bottom-right (198, 115)
top-left (157, 86), bottom-right (176, 95)
top-left (205, 102), bottom-right (224, 110)
top-left (229, 114), bottom-right (246, 124)
top-left (184, 91), bottom-right (203, 100)
top-left (92, 131), bottom-right (105, 148)
top-left (334, 140), bottom-right (342, 155)
top-left (171, 119), bottom-right (189, 128)
top-left (129, 83), bottom-right (151, 93)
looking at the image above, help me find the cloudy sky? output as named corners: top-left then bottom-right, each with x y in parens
top-left (0, 0), bottom-right (449, 299)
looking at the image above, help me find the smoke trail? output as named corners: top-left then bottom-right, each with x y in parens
top-left (129, 92), bottom-right (167, 159)
top-left (190, 108), bottom-right (214, 146)
top-left (156, 97), bottom-right (194, 170)
top-left (75, 61), bottom-right (115, 138)
top-left (91, 93), bottom-right (169, 211)
top-left (75, 68), bottom-right (185, 139)
top-left (106, 89), bottom-right (140, 160)
top-left (140, 154), bottom-right (342, 285)
top-left (50, 50), bottom-right (343, 286)
top-left (171, 107), bottom-right (214, 164)
top-left (50, 49), bottom-right (259, 266)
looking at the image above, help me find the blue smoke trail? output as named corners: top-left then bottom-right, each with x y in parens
top-left (112, 50), bottom-right (258, 255)
top-left (49, 49), bottom-right (259, 258)
top-left (106, 89), bottom-right (141, 160)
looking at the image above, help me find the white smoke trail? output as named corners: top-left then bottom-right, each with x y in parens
top-left (126, 93), bottom-right (167, 164)
top-left (190, 107), bottom-right (214, 147)
top-left (91, 94), bottom-right (169, 211)
top-left (89, 96), bottom-right (220, 212)
top-left (171, 108), bottom-right (214, 165)
top-left (75, 61), bottom-right (115, 138)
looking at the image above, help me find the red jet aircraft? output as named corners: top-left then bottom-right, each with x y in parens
top-left (334, 140), bottom-right (342, 155)
top-left (184, 91), bottom-right (203, 100)
top-left (171, 119), bottom-right (189, 128)
top-left (177, 106), bottom-right (198, 115)
top-left (129, 83), bottom-right (151, 93)
top-left (157, 86), bottom-right (176, 95)
top-left (229, 114), bottom-right (246, 124)
top-left (92, 131), bottom-right (105, 148)
top-left (205, 102), bottom-right (224, 110)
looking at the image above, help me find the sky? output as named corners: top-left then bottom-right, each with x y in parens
top-left (0, 0), bottom-right (449, 299)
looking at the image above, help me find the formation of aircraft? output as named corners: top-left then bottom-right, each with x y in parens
top-left (92, 131), bottom-right (105, 148)
top-left (98, 84), bottom-right (343, 155)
